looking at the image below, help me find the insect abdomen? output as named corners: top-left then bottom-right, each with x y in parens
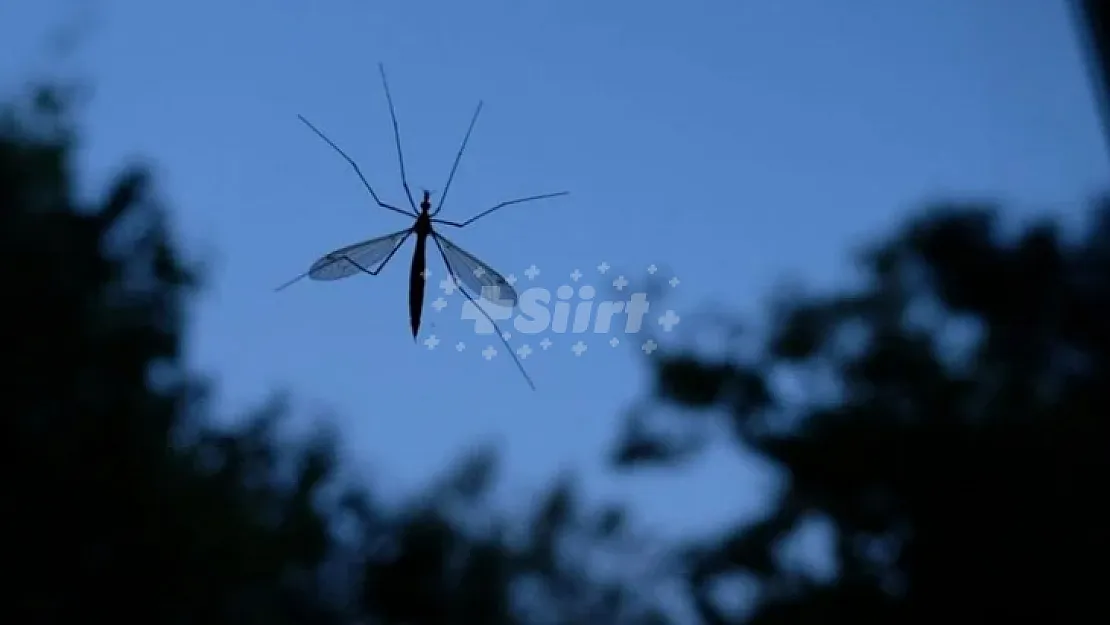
top-left (409, 234), bottom-right (427, 339)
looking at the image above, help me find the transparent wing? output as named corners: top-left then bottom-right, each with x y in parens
top-left (308, 228), bottom-right (411, 281)
top-left (433, 232), bottom-right (518, 306)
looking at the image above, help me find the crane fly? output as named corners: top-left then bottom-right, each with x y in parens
top-left (277, 64), bottom-right (568, 390)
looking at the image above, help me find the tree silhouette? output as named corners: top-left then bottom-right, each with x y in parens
top-left (2, 84), bottom-right (670, 625)
top-left (2, 83), bottom-right (355, 625)
top-left (1074, 0), bottom-right (1110, 152)
top-left (617, 200), bottom-right (1110, 623)
top-left (613, 8), bottom-right (1110, 622)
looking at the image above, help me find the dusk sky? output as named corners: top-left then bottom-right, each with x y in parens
top-left (3, 0), bottom-right (1106, 549)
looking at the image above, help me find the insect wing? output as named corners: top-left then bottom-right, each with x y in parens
top-left (434, 232), bottom-right (518, 306)
top-left (308, 228), bottom-right (411, 281)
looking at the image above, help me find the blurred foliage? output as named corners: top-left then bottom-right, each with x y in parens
top-left (2, 86), bottom-right (669, 625)
top-left (617, 201), bottom-right (1110, 623)
top-left (9, 4), bottom-right (1108, 624)
top-left (1075, 0), bottom-right (1110, 153)
top-left (613, 8), bottom-right (1110, 622)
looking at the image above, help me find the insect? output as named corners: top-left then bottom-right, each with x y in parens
top-left (277, 64), bottom-right (568, 390)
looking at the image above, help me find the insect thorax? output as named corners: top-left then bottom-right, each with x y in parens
top-left (414, 211), bottom-right (433, 235)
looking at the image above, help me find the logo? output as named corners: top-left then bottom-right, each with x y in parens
top-left (420, 262), bottom-right (682, 361)
top-left (462, 285), bottom-right (652, 335)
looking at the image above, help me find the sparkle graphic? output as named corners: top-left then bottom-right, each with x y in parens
top-left (420, 268), bottom-right (432, 280)
top-left (427, 262), bottom-right (685, 363)
top-left (658, 310), bottom-right (681, 332)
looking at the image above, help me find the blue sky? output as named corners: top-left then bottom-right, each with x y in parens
top-left (3, 0), bottom-right (1107, 544)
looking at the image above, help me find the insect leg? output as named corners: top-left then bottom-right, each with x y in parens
top-left (297, 114), bottom-right (415, 218)
top-left (378, 63), bottom-right (419, 214)
top-left (430, 236), bottom-right (536, 390)
top-left (431, 191), bottom-right (569, 228)
top-left (431, 101), bottom-right (482, 217)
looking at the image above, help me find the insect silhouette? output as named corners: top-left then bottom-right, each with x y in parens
top-left (277, 64), bottom-right (568, 390)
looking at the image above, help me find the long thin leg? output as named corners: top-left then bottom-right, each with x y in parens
top-left (274, 230), bottom-right (412, 291)
top-left (431, 236), bottom-right (536, 390)
top-left (431, 101), bottom-right (483, 217)
top-left (297, 115), bottom-right (415, 218)
top-left (432, 191), bottom-right (569, 228)
top-left (354, 230), bottom-right (411, 275)
top-left (378, 63), bottom-right (418, 214)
